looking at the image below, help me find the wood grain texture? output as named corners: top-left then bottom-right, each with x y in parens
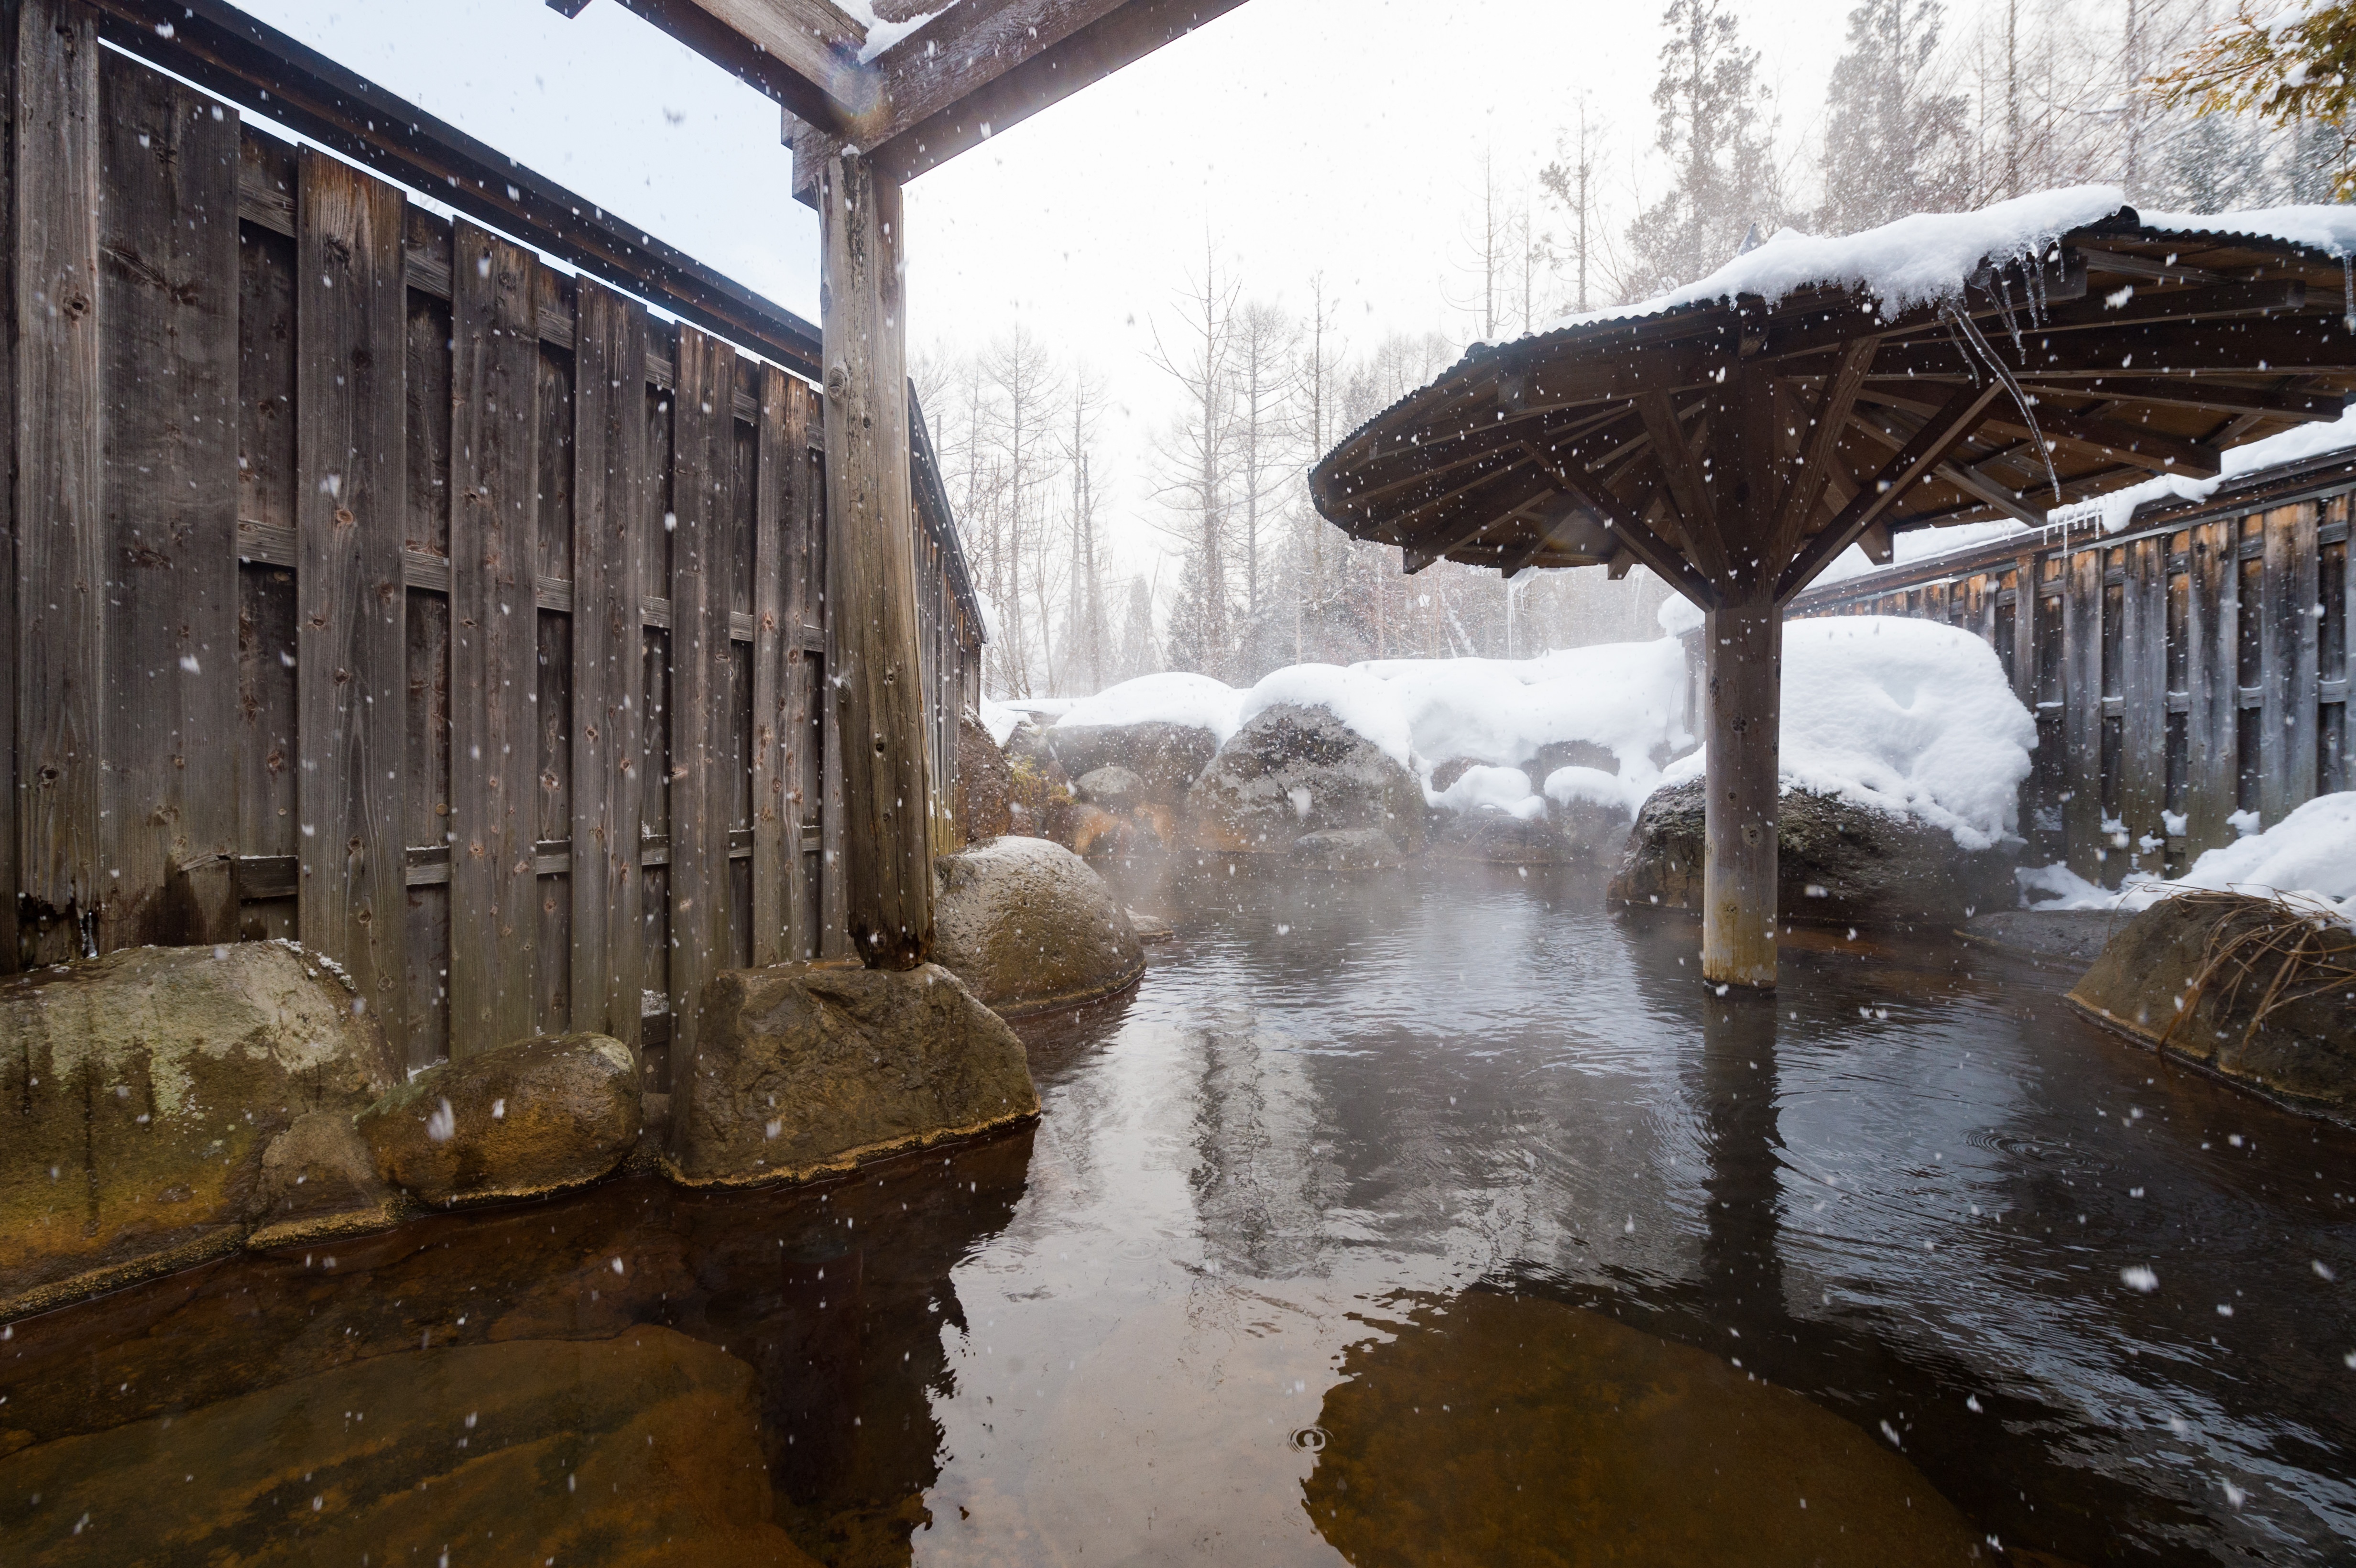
top-left (92, 57), bottom-right (239, 948)
top-left (2189, 521), bottom-right (2236, 850)
top-left (569, 278), bottom-right (647, 1046)
top-left (750, 361), bottom-right (790, 965)
top-left (2063, 547), bottom-right (2105, 882)
top-left (2275, 502), bottom-right (2321, 822)
top-left (0, 0), bottom-right (15, 968)
top-left (448, 219), bottom-right (540, 1055)
top-left (1701, 591), bottom-right (1779, 989)
top-left (818, 152), bottom-right (930, 967)
top-left (2121, 535), bottom-right (2166, 868)
top-left (296, 148), bottom-right (408, 1045)
top-left (15, 0), bottom-right (105, 938)
top-left (665, 324), bottom-right (731, 1090)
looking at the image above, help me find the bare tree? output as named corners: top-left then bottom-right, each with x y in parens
top-left (1146, 239), bottom-right (1242, 678)
top-left (1059, 365), bottom-right (1112, 694)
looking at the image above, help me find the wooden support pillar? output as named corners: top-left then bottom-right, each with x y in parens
top-left (818, 148), bottom-right (931, 969)
top-left (1702, 590), bottom-right (1781, 989)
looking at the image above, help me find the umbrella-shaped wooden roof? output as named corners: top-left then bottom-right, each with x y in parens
top-left (1310, 202), bottom-right (2356, 609)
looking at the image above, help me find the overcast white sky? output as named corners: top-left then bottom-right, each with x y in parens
top-left (233, 0), bottom-right (2059, 577)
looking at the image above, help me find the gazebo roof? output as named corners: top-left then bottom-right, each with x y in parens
top-left (1309, 188), bottom-right (2356, 606)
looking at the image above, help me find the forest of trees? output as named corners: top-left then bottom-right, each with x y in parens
top-left (920, 0), bottom-right (2337, 701)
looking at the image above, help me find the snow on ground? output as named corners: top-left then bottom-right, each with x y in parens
top-left (1039, 615), bottom-right (2031, 843)
top-left (2049, 407), bottom-right (2356, 534)
top-left (2021, 792), bottom-right (2356, 916)
top-left (1664, 617), bottom-right (2037, 849)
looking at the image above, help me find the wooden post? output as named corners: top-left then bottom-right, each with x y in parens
top-left (1702, 590), bottom-right (1780, 989)
top-left (15, 0), bottom-right (102, 957)
top-left (818, 148), bottom-right (931, 969)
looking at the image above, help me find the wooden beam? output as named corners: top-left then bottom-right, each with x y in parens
top-left (819, 149), bottom-right (932, 967)
top-left (1858, 386), bottom-right (2225, 479)
top-left (1637, 392), bottom-right (1729, 579)
top-left (1776, 380), bottom-right (2004, 601)
top-left (791, 0), bottom-right (1253, 199)
top-left (1770, 340), bottom-right (1874, 566)
top-left (1861, 316), bottom-right (2356, 380)
top-left (2015, 376), bottom-right (2347, 424)
top-left (1526, 447), bottom-right (1721, 610)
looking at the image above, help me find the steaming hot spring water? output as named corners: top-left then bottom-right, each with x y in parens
top-left (6, 633), bottom-right (2355, 1566)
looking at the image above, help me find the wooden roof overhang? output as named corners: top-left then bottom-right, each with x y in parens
top-left (581, 0), bottom-right (1251, 204)
top-left (1308, 208), bottom-right (2356, 610)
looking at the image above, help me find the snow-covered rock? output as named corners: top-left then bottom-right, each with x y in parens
top-left (1662, 617), bottom-right (2036, 850)
top-left (1186, 704), bottom-right (1428, 858)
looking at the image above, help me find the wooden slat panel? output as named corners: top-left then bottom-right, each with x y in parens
top-left (295, 148), bottom-right (408, 1043)
top-left (0, 9), bottom-right (13, 969)
top-left (2189, 520), bottom-right (2237, 852)
top-left (2121, 535), bottom-right (2166, 869)
top-left (403, 207), bottom-right (452, 559)
top-left (447, 220), bottom-right (540, 1055)
top-left (236, 132), bottom-right (296, 534)
top-left (2258, 505), bottom-right (2301, 824)
top-left (2280, 501), bottom-right (2322, 817)
top-left (96, 56), bottom-right (240, 948)
top-left (570, 278), bottom-right (648, 1047)
top-left (750, 362), bottom-right (790, 966)
top-left (667, 324), bottom-right (731, 1083)
top-left (16, 0), bottom-right (105, 946)
top-left (2063, 547), bottom-right (2104, 881)
top-left (404, 586), bottom-right (451, 1065)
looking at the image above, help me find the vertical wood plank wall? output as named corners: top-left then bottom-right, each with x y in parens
top-left (2, 33), bottom-right (985, 1081)
top-left (1791, 486), bottom-right (2356, 888)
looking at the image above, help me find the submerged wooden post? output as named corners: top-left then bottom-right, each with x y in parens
top-left (1702, 591), bottom-right (1781, 989)
top-left (819, 148), bottom-right (933, 969)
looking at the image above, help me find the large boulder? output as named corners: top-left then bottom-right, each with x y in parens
top-left (357, 1033), bottom-right (641, 1208)
top-left (956, 710), bottom-right (1014, 843)
top-left (933, 836), bottom-right (1146, 1014)
top-left (2068, 891), bottom-right (2356, 1119)
top-left (0, 941), bottom-right (399, 1318)
top-left (1048, 720), bottom-right (1219, 806)
top-left (670, 961), bottom-right (1039, 1187)
top-left (1610, 781), bottom-right (2016, 926)
top-left (1186, 704), bottom-right (1428, 856)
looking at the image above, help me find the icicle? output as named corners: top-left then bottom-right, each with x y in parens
top-left (1946, 302), bottom-right (2062, 502)
top-left (1996, 274), bottom-right (2025, 359)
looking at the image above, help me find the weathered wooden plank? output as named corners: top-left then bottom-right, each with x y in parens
top-left (447, 220), bottom-right (540, 1055)
top-left (570, 278), bottom-right (647, 1047)
top-left (1702, 591), bottom-right (1780, 987)
top-left (2186, 521), bottom-right (2235, 853)
top-left (2256, 506), bottom-right (2298, 825)
top-left (404, 207), bottom-right (453, 558)
top-left (2063, 547), bottom-right (2104, 882)
top-left (666, 324), bottom-right (731, 1091)
top-left (819, 152), bottom-right (931, 966)
top-left (237, 132), bottom-right (297, 534)
top-left (2121, 535), bottom-right (2167, 874)
top-left (0, 6), bottom-right (14, 969)
top-left (2277, 501), bottom-right (2321, 818)
top-left (295, 148), bottom-right (408, 1042)
top-left (404, 586), bottom-right (451, 1067)
top-left (751, 363), bottom-right (791, 966)
top-left (16, 0), bottom-right (105, 947)
top-left (92, 56), bottom-right (241, 948)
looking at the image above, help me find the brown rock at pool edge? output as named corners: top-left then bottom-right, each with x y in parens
top-left (357, 1033), bottom-right (641, 1208)
top-left (1303, 1290), bottom-right (1985, 1566)
top-left (0, 1329), bottom-right (818, 1566)
top-left (0, 942), bottom-right (398, 1319)
top-left (933, 836), bottom-right (1146, 1015)
top-left (957, 709), bottom-right (1015, 842)
top-left (2067, 890), bottom-right (2356, 1121)
top-left (670, 961), bottom-right (1039, 1187)
top-left (248, 1109), bottom-right (404, 1249)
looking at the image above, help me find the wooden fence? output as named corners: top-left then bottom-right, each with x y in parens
top-left (1788, 447), bottom-right (2355, 887)
top-left (1, 5), bottom-right (984, 1089)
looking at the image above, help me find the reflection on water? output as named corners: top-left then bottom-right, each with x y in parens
top-left (5, 860), bottom-right (2354, 1566)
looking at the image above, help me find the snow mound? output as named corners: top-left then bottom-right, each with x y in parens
top-left (1436, 765), bottom-right (1546, 821)
top-left (1544, 765), bottom-right (1630, 811)
top-left (1357, 638), bottom-right (1694, 809)
top-left (2023, 792), bottom-right (2356, 915)
top-left (1663, 617), bottom-right (2037, 849)
top-left (976, 698), bottom-right (1026, 747)
top-left (1240, 664), bottom-right (1416, 767)
top-left (2051, 407), bottom-right (2356, 534)
top-left (1656, 594), bottom-right (1705, 636)
top-left (1051, 672), bottom-right (1245, 745)
top-left (2141, 203), bottom-right (2356, 259)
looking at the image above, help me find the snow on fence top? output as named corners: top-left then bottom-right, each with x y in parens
top-left (1041, 617), bottom-right (2033, 845)
top-left (2048, 406), bottom-right (2356, 534)
top-left (2027, 791), bottom-right (2356, 915)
